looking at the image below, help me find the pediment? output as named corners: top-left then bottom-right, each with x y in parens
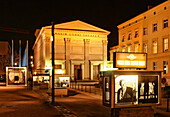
top-left (44, 20), bottom-right (110, 34)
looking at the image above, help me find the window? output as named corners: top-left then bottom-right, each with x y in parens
top-left (128, 33), bottom-right (132, 40)
top-left (135, 44), bottom-right (139, 52)
top-left (143, 27), bottom-right (147, 35)
top-left (164, 7), bottom-right (167, 10)
top-left (153, 23), bottom-right (157, 32)
top-left (122, 35), bottom-right (125, 42)
top-left (154, 12), bottom-right (156, 15)
top-left (122, 47), bottom-right (126, 52)
top-left (153, 62), bottom-right (157, 70)
top-left (55, 65), bottom-right (62, 69)
top-left (153, 41), bottom-right (157, 53)
top-left (163, 61), bottom-right (168, 74)
top-left (163, 19), bottom-right (168, 28)
top-left (143, 43), bottom-right (147, 53)
top-left (134, 30), bottom-right (139, 38)
top-left (128, 46), bottom-right (131, 52)
top-left (163, 38), bottom-right (168, 52)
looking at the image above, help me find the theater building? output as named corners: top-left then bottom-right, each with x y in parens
top-left (110, 0), bottom-right (170, 84)
top-left (33, 20), bottom-right (110, 81)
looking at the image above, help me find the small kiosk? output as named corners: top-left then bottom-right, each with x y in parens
top-left (6, 67), bottom-right (27, 86)
top-left (102, 52), bottom-right (162, 117)
top-left (50, 69), bottom-right (70, 96)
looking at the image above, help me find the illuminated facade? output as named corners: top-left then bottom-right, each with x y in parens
top-left (33, 20), bottom-right (110, 81)
top-left (110, 0), bottom-right (170, 84)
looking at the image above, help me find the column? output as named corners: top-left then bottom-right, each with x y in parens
top-left (84, 39), bottom-right (90, 80)
top-left (70, 61), bottom-right (74, 81)
top-left (81, 64), bottom-right (84, 80)
top-left (102, 40), bottom-right (107, 71)
top-left (90, 62), bottom-right (93, 80)
top-left (65, 38), bottom-right (71, 75)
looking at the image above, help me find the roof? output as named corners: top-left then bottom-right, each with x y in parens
top-left (43, 20), bottom-right (110, 34)
top-left (117, 0), bottom-right (169, 29)
top-left (33, 20), bottom-right (110, 49)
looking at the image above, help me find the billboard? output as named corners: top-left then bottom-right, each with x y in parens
top-left (6, 67), bottom-right (27, 86)
top-left (102, 71), bottom-right (161, 108)
top-left (113, 52), bottom-right (147, 68)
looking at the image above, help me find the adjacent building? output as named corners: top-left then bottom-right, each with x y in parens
top-left (0, 41), bottom-right (11, 75)
top-left (110, 0), bottom-right (170, 84)
top-left (33, 20), bottom-right (110, 81)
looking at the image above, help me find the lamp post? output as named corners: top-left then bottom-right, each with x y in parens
top-left (51, 21), bottom-right (55, 103)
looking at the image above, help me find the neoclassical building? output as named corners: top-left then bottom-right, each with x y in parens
top-left (110, 0), bottom-right (170, 84)
top-left (33, 20), bottom-right (110, 81)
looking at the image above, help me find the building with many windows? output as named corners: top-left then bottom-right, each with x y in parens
top-left (33, 20), bottom-right (110, 81)
top-left (110, 0), bottom-right (170, 84)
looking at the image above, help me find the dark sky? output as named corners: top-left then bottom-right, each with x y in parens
top-left (0, 0), bottom-right (167, 57)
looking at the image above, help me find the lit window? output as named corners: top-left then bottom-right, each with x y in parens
top-left (153, 41), bottom-right (157, 53)
top-left (163, 38), bottom-right (168, 52)
top-left (153, 23), bottom-right (157, 32)
top-left (135, 44), bottom-right (139, 52)
top-left (153, 62), bottom-right (157, 70)
top-left (128, 46), bottom-right (131, 52)
top-left (128, 33), bottom-right (132, 40)
top-left (163, 19), bottom-right (168, 28)
top-left (143, 43), bottom-right (147, 53)
top-left (143, 27), bottom-right (147, 35)
top-left (122, 47), bottom-right (126, 52)
top-left (134, 30), bottom-right (139, 38)
top-left (163, 61), bottom-right (168, 74)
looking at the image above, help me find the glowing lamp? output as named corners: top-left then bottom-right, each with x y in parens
top-left (55, 69), bottom-right (66, 75)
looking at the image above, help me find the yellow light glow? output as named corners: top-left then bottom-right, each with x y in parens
top-left (51, 36), bottom-right (53, 41)
top-left (139, 61), bottom-right (145, 66)
top-left (55, 69), bottom-right (66, 75)
top-left (131, 61), bottom-right (138, 65)
top-left (117, 60), bottom-right (124, 65)
top-left (125, 61), bottom-right (130, 65)
top-left (14, 63), bottom-right (17, 65)
top-left (30, 56), bottom-right (33, 59)
top-left (34, 72), bottom-right (37, 75)
top-left (127, 54), bottom-right (136, 60)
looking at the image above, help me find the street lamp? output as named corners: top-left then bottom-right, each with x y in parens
top-left (51, 21), bottom-right (55, 103)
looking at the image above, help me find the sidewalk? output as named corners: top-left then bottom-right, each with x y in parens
top-left (36, 87), bottom-right (170, 117)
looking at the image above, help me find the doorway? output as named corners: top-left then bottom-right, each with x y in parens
top-left (93, 65), bottom-right (100, 80)
top-left (74, 65), bottom-right (82, 80)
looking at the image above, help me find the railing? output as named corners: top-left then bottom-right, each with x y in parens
top-left (70, 80), bottom-right (102, 96)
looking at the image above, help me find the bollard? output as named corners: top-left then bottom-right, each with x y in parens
top-left (89, 86), bottom-right (91, 93)
top-left (85, 86), bottom-right (86, 92)
top-left (167, 96), bottom-right (169, 112)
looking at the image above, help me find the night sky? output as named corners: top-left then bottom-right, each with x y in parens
top-left (0, 0), bottom-right (167, 58)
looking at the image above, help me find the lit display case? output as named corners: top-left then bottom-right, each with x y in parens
top-left (6, 67), bottom-right (27, 86)
top-left (54, 75), bottom-right (70, 88)
top-left (102, 70), bottom-right (161, 108)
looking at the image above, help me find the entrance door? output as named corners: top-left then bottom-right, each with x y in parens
top-left (74, 65), bottom-right (82, 80)
top-left (93, 65), bottom-right (100, 80)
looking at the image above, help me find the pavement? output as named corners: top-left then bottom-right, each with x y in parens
top-left (0, 86), bottom-right (61, 117)
top-left (0, 86), bottom-right (170, 117)
top-left (37, 86), bottom-right (170, 117)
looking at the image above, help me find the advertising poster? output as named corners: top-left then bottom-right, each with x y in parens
top-left (115, 75), bottom-right (159, 105)
top-left (115, 75), bottom-right (138, 105)
top-left (138, 76), bottom-right (158, 104)
top-left (8, 68), bottom-right (26, 85)
top-left (105, 77), bottom-right (110, 102)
